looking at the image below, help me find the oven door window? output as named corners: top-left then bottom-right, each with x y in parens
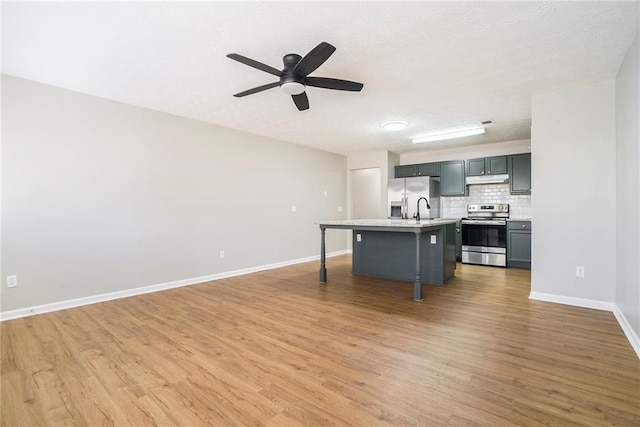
top-left (462, 224), bottom-right (506, 248)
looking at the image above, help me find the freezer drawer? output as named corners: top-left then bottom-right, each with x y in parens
top-left (462, 250), bottom-right (506, 267)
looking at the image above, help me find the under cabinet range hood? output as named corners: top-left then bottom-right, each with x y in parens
top-left (465, 174), bottom-right (509, 185)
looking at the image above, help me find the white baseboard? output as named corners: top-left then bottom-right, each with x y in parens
top-left (528, 292), bottom-right (615, 311)
top-left (0, 250), bottom-right (351, 322)
top-left (530, 291), bottom-right (640, 359)
top-left (613, 305), bottom-right (640, 359)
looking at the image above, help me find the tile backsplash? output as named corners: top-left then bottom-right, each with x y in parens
top-left (441, 184), bottom-right (531, 219)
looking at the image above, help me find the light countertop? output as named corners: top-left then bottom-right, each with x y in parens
top-left (317, 218), bottom-right (459, 228)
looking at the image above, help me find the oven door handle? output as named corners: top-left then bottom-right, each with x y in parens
top-left (461, 220), bottom-right (507, 226)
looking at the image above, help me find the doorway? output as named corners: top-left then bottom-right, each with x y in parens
top-left (351, 167), bottom-right (381, 219)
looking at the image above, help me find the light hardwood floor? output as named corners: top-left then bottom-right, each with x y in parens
top-left (2, 255), bottom-right (639, 426)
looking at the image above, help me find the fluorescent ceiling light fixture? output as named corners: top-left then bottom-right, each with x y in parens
top-left (381, 121), bottom-right (408, 131)
top-left (412, 124), bottom-right (486, 144)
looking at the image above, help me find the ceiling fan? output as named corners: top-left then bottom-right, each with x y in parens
top-left (226, 42), bottom-right (364, 111)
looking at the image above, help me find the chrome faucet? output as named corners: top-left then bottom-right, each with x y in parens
top-left (414, 197), bottom-right (431, 223)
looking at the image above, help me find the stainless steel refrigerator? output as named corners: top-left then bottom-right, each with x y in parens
top-left (388, 176), bottom-right (441, 219)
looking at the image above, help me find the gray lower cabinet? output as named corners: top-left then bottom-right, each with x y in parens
top-left (440, 160), bottom-right (466, 196)
top-left (455, 221), bottom-right (462, 261)
top-left (507, 221), bottom-right (531, 269)
top-left (352, 224), bottom-right (456, 285)
top-left (509, 153), bottom-right (531, 194)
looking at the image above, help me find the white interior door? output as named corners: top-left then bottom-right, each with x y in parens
top-left (351, 167), bottom-right (381, 219)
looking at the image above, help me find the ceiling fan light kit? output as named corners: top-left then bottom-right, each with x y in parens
top-left (227, 42), bottom-right (364, 111)
top-left (412, 124), bottom-right (487, 144)
top-left (280, 81), bottom-right (305, 95)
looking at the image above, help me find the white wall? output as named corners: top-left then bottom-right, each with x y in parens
top-left (615, 29), bottom-right (640, 341)
top-left (1, 75), bottom-right (348, 313)
top-left (531, 80), bottom-right (617, 304)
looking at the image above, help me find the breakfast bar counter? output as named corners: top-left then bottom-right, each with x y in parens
top-left (317, 219), bottom-right (458, 300)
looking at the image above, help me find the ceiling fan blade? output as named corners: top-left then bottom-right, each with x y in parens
top-left (292, 42), bottom-right (336, 77)
top-left (291, 92), bottom-right (309, 111)
top-left (306, 77), bottom-right (364, 92)
top-left (226, 53), bottom-right (282, 77)
top-left (233, 82), bottom-right (280, 97)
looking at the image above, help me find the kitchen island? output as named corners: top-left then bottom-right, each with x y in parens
top-left (318, 219), bottom-right (458, 300)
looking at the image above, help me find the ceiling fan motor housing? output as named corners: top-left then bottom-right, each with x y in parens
top-left (282, 54), bottom-right (302, 71)
top-left (280, 54), bottom-right (305, 94)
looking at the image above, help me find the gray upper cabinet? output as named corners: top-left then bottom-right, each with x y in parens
top-left (395, 164), bottom-right (417, 178)
top-left (440, 160), bottom-right (466, 196)
top-left (467, 156), bottom-right (508, 176)
top-left (509, 153), bottom-right (531, 194)
top-left (487, 156), bottom-right (508, 174)
top-left (467, 158), bottom-right (486, 176)
top-left (416, 162), bottom-right (440, 177)
top-left (395, 162), bottom-right (441, 178)
top-left (396, 153), bottom-right (529, 196)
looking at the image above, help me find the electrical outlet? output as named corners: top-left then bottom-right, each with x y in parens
top-left (291, 206), bottom-right (297, 213)
top-left (323, 190), bottom-right (328, 196)
top-left (6, 275), bottom-right (17, 288)
top-left (576, 266), bottom-right (585, 278)
top-left (430, 235), bottom-right (437, 244)
top-left (220, 251), bottom-right (225, 259)
top-left (337, 206), bottom-right (343, 212)
top-left (356, 233), bottom-right (362, 242)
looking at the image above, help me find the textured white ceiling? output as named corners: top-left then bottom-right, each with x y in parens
top-left (2, 2), bottom-right (638, 155)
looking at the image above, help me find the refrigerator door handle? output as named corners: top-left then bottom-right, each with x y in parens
top-left (403, 195), bottom-right (408, 219)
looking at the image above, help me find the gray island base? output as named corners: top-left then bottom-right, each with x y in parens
top-left (318, 219), bottom-right (458, 301)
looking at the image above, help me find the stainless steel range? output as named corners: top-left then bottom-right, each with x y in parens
top-left (461, 203), bottom-right (509, 267)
